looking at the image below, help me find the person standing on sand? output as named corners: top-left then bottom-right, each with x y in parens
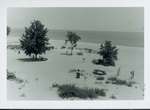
top-left (76, 69), bottom-right (81, 79)
top-left (130, 70), bottom-right (135, 80)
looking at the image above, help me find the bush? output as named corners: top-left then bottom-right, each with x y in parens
top-left (126, 81), bottom-right (136, 87)
top-left (107, 77), bottom-right (126, 85)
top-left (7, 70), bottom-right (16, 80)
top-left (96, 77), bottom-right (105, 80)
top-left (76, 52), bottom-right (83, 56)
top-left (112, 79), bottom-right (127, 85)
top-left (47, 46), bottom-right (55, 50)
top-left (61, 46), bottom-right (66, 49)
top-left (7, 70), bottom-right (24, 83)
top-left (107, 77), bottom-right (117, 82)
top-left (107, 77), bottom-right (136, 87)
top-left (56, 84), bottom-right (106, 99)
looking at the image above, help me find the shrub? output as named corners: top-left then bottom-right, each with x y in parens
top-left (55, 84), bottom-right (106, 99)
top-left (107, 77), bottom-right (117, 82)
top-left (126, 81), bottom-right (136, 87)
top-left (61, 46), bottom-right (66, 49)
top-left (112, 79), bottom-right (127, 85)
top-left (107, 77), bottom-right (126, 85)
top-left (47, 46), bottom-right (55, 50)
top-left (52, 83), bottom-right (59, 88)
top-left (7, 70), bottom-right (16, 80)
top-left (7, 70), bottom-right (24, 83)
top-left (94, 88), bottom-right (106, 96)
top-left (76, 52), bottom-right (83, 56)
top-left (96, 77), bottom-right (105, 80)
top-left (107, 76), bottom-right (136, 87)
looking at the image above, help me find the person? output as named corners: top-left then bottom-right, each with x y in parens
top-left (130, 70), bottom-right (135, 80)
top-left (76, 69), bottom-right (80, 78)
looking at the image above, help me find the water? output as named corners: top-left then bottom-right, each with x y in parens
top-left (9, 28), bottom-right (144, 47)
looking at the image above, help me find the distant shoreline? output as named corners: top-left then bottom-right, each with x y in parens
top-left (8, 28), bottom-right (144, 47)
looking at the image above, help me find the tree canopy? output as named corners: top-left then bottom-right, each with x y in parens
top-left (66, 31), bottom-right (81, 55)
top-left (99, 41), bottom-right (118, 66)
top-left (20, 20), bottom-right (49, 59)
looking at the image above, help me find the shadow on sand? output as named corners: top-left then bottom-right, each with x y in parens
top-left (17, 57), bottom-right (48, 62)
top-left (60, 52), bottom-right (72, 56)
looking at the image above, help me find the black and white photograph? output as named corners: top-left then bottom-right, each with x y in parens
top-left (6, 7), bottom-right (144, 100)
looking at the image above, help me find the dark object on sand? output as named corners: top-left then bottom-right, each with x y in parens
top-left (96, 77), bottom-right (105, 80)
top-left (76, 69), bottom-right (81, 78)
top-left (7, 70), bottom-right (16, 80)
top-left (93, 69), bottom-right (106, 75)
top-left (56, 84), bottom-right (106, 99)
top-left (130, 70), bottom-right (135, 80)
top-left (61, 46), bottom-right (66, 49)
top-left (76, 52), bottom-right (83, 55)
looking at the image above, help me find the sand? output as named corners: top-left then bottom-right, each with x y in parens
top-left (7, 38), bottom-right (144, 100)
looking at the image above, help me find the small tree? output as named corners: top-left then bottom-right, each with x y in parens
top-left (7, 26), bottom-right (11, 36)
top-left (99, 41), bottom-right (118, 66)
top-left (66, 31), bottom-right (81, 55)
top-left (20, 20), bottom-right (49, 59)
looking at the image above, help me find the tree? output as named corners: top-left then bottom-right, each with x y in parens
top-left (7, 26), bottom-right (11, 36)
top-left (66, 31), bottom-right (81, 55)
top-left (98, 41), bottom-right (118, 66)
top-left (20, 20), bottom-right (49, 59)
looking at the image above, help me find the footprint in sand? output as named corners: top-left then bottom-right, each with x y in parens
top-left (20, 93), bottom-right (26, 97)
top-left (35, 78), bottom-right (39, 81)
top-left (18, 80), bottom-right (29, 90)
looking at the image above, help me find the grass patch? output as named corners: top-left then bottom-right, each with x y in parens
top-left (53, 84), bottom-right (106, 99)
top-left (96, 77), bottom-right (105, 80)
top-left (107, 76), bottom-right (136, 87)
top-left (76, 52), bottom-right (83, 56)
top-left (92, 59), bottom-right (115, 66)
top-left (7, 70), bottom-right (24, 83)
top-left (7, 70), bottom-right (16, 80)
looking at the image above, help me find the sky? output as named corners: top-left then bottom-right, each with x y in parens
top-left (7, 7), bottom-right (144, 32)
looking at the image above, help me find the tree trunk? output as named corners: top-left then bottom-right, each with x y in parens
top-left (35, 54), bottom-right (38, 59)
top-left (70, 47), bottom-right (73, 55)
top-left (32, 54), bottom-right (35, 59)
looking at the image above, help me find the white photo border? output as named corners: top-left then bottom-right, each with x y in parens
top-left (0, 0), bottom-right (149, 109)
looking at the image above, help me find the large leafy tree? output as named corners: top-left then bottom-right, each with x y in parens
top-left (20, 20), bottom-right (49, 59)
top-left (66, 31), bottom-right (81, 55)
top-left (99, 41), bottom-right (118, 66)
